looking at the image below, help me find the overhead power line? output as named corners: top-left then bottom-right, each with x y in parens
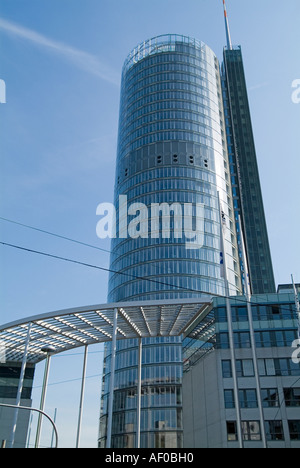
top-left (0, 240), bottom-right (216, 296)
top-left (0, 240), bottom-right (298, 316)
top-left (0, 216), bottom-right (111, 255)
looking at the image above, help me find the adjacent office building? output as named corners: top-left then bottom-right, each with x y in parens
top-left (183, 289), bottom-right (300, 448)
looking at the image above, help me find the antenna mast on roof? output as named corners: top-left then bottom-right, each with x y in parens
top-left (222, 0), bottom-right (233, 50)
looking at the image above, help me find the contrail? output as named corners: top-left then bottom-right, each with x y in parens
top-left (0, 17), bottom-right (120, 86)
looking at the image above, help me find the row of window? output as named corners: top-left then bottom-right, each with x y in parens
top-left (122, 94), bottom-right (221, 137)
top-left (157, 153), bottom-right (206, 167)
top-left (111, 408), bottom-right (183, 435)
top-left (109, 335), bottom-right (182, 353)
top-left (103, 364), bottom-right (183, 395)
top-left (224, 387), bottom-right (300, 409)
top-left (115, 166), bottom-right (219, 192)
top-left (123, 72), bottom-right (219, 107)
top-left (110, 236), bottom-right (222, 261)
top-left (0, 366), bottom-right (35, 379)
top-left (119, 120), bottom-right (221, 154)
top-left (121, 82), bottom-right (220, 117)
top-left (217, 330), bottom-right (297, 350)
top-left (222, 358), bottom-right (300, 378)
top-left (124, 56), bottom-right (218, 92)
top-left (100, 430), bottom-right (183, 449)
top-left (121, 99), bottom-right (223, 132)
top-left (109, 261), bottom-right (223, 292)
top-left (104, 344), bottom-right (182, 372)
top-left (113, 196), bottom-right (223, 224)
top-left (110, 245), bottom-right (221, 273)
top-left (119, 111), bottom-right (221, 145)
top-left (108, 274), bottom-right (225, 302)
top-left (0, 385), bottom-right (32, 400)
top-left (227, 420), bottom-right (300, 442)
top-left (106, 386), bottom-right (183, 414)
top-left (118, 158), bottom-right (214, 183)
top-left (117, 191), bottom-right (221, 215)
top-left (254, 304), bottom-right (295, 321)
top-left (119, 130), bottom-right (223, 161)
top-left (124, 47), bottom-right (217, 84)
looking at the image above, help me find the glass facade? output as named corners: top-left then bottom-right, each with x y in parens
top-left (0, 363), bottom-right (35, 400)
top-left (99, 35), bottom-right (242, 448)
top-left (184, 296), bottom-right (299, 365)
top-left (221, 46), bottom-right (275, 294)
top-left (0, 362), bottom-right (35, 448)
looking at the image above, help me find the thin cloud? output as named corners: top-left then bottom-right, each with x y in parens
top-left (248, 82), bottom-right (269, 92)
top-left (0, 17), bottom-right (120, 86)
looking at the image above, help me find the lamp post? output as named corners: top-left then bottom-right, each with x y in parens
top-left (34, 345), bottom-right (56, 448)
top-left (8, 323), bottom-right (32, 449)
top-left (0, 403), bottom-right (58, 448)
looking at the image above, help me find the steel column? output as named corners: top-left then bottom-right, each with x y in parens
top-left (239, 217), bottom-right (267, 448)
top-left (106, 308), bottom-right (118, 448)
top-left (8, 322), bottom-right (32, 449)
top-left (218, 193), bottom-right (243, 448)
top-left (76, 345), bottom-right (88, 448)
top-left (136, 338), bottom-right (142, 448)
top-left (35, 352), bottom-right (52, 448)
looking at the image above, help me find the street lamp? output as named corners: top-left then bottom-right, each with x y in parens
top-left (34, 345), bottom-right (56, 448)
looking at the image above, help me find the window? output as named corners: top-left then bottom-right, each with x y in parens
top-left (0, 385), bottom-right (32, 399)
top-left (217, 333), bottom-right (229, 349)
top-left (234, 332), bottom-right (251, 349)
top-left (222, 360), bottom-right (232, 378)
top-left (261, 389), bottom-right (279, 408)
top-left (232, 307), bottom-right (248, 322)
top-left (274, 359), bottom-right (300, 377)
top-left (258, 359), bottom-right (276, 377)
top-left (288, 421), bottom-right (300, 441)
top-left (227, 421), bottom-right (238, 441)
top-left (216, 307), bottom-right (227, 323)
top-left (239, 389), bottom-right (258, 409)
top-left (242, 421), bottom-right (261, 441)
top-left (265, 421), bottom-right (284, 441)
top-left (224, 389), bottom-right (235, 409)
top-left (284, 388), bottom-right (300, 407)
top-left (271, 305), bottom-right (280, 316)
top-left (255, 331), bottom-right (272, 348)
top-left (252, 304), bottom-right (295, 321)
top-left (236, 360), bottom-right (254, 377)
top-left (256, 330), bottom-right (297, 348)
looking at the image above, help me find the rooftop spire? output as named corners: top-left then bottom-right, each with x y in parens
top-left (222, 0), bottom-right (233, 50)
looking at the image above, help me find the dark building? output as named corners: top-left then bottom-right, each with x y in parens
top-left (0, 362), bottom-right (35, 448)
top-left (221, 7), bottom-right (275, 294)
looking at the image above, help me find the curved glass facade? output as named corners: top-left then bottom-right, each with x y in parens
top-left (99, 35), bottom-right (242, 448)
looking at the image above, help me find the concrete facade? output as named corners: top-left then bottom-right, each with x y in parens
top-left (183, 293), bottom-right (300, 448)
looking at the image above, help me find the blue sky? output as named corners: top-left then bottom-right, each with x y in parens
top-left (0, 0), bottom-right (299, 448)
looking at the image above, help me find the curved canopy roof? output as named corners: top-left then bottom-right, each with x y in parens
top-left (0, 298), bottom-right (212, 364)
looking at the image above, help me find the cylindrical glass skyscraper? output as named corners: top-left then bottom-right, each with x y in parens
top-left (99, 35), bottom-right (241, 448)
